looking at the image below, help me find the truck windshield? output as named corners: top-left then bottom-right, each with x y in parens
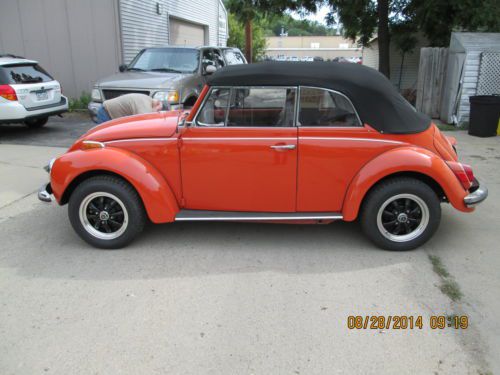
top-left (128, 48), bottom-right (200, 74)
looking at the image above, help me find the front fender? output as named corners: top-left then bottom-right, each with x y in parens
top-left (51, 147), bottom-right (179, 223)
top-left (342, 146), bottom-right (472, 221)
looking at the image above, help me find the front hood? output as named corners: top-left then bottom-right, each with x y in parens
top-left (97, 71), bottom-right (189, 89)
top-left (79, 110), bottom-right (188, 144)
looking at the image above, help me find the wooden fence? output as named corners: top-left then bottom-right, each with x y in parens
top-left (416, 47), bottom-right (448, 118)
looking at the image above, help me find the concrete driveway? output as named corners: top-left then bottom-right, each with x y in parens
top-left (0, 119), bottom-right (499, 374)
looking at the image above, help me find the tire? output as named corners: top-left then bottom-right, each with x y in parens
top-left (24, 117), bottom-right (48, 128)
top-left (360, 177), bottom-right (441, 251)
top-left (68, 175), bottom-right (146, 249)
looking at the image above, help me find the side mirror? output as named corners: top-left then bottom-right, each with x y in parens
top-left (204, 65), bottom-right (217, 75)
top-left (119, 64), bottom-right (128, 72)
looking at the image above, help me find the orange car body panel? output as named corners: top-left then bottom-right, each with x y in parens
top-left (179, 126), bottom-right (298, 212)
top-left (50, 85), bottom-right (473, 224)
top-left (50, 147), bottom-right (179, 223)
top-left (342, 146), bottom-right (472, 221)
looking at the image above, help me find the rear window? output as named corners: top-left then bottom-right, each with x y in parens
top-left (0, 64), bottom-right (53, 84)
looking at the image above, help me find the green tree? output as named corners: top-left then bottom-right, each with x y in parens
top-left (325, 0), bottom-right (500, 78)
top-left (226, 0), bottom-right (318, 62)
top-left (227, 13), bottom-right (268, 61)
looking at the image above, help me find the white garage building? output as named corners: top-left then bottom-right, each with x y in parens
top-left (0, 0), bottom-right (228, 98)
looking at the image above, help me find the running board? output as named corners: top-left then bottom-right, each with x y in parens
top-left (175, 210), bottom-right (343, 221)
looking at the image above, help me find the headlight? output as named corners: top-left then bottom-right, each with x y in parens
top-left (153, 90), bottom-right (179, 103)
top-left (91, 88), bottom-right (102, 102)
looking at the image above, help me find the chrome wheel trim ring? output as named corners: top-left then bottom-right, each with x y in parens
top-left (79, 192), bottom-right (129, 240)
top-left (376, 193), bottom-right (430, 243)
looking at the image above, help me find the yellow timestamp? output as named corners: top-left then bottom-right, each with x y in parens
top-left (347, 315), bottom-right (469, 330)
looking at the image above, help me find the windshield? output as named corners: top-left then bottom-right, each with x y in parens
top-left (128, 48), bottom-right (200, 73)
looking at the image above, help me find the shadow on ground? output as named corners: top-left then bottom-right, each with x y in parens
top-left (0, 202), bottom-right (463, 282)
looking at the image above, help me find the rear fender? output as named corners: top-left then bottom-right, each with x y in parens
top-left (51, 147), bottom-right (179, 223)
top-left (342, 147), bottom-right (472, 221)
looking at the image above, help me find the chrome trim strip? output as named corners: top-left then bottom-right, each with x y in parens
top-left (104, 138), bottom-right (178, 144)
top-left (299, 137), bottom-right (404, 144)
top-left (182, 137), bottom-right (297, 141)
top-left (175, 211), bottom-right (343, 221)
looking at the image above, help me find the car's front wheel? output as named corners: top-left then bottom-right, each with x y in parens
top-left (24, 117), bottom-right (48, 128)
top-left (68, 176), bottom-right (146, 249)
top-left (360, 177), bottom-right (441, 251)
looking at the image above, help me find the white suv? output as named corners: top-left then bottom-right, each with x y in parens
top-left (0, 54), bottom-right (68, 128)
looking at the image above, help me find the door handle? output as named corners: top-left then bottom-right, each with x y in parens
top-left (270, 144), bottom-right (296, 150)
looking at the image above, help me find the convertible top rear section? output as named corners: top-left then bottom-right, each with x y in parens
top-left (208, 62), bottom-right (431, 135)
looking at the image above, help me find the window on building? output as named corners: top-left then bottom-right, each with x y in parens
top-left (311, 43), bottom-right (320, 49)
top-left (298, 87), bottom-right (361, 127)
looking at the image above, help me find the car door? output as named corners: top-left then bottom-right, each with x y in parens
top-left (297, 86), bottom-right (400, 212)
top-left (180, 86), bottom-right (298, 212)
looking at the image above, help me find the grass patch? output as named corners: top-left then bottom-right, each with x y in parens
top-left (428, 254), bottom-right (463, 302)
top-left (436, 123), bottom-right (459, 131)
top-left (69, 92), bottom-right (91, 112)
top-left (429, 255), bottom-right (450, 278)
top-left (439, 279), bottom-right (463, 302)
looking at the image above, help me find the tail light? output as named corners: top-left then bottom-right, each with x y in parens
top-left (0, 85), bottom-right (17, 101)
top-left (446, 161), bottom-right (474, 189)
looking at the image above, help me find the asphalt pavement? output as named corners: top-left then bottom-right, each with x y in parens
top-left (0, 116), bottom-right (499, 374)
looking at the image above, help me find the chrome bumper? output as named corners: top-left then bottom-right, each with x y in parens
top-left (38, 183), bottom-right (53, 203)
top-left (464, 180), bottom-right (488, 207)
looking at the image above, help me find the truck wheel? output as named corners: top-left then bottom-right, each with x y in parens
top-left (68, 175), bottom-right (146, 249)
top-left (24, 117), bottom-right (48, 128)
top-left (360, 177), bottom-right (441, 251)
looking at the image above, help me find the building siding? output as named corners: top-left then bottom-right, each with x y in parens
top-left (120, 0), bottom-right (224, 64)
top-left (0, 0), bottom-right (121, 98)
top-left (457, 51), bottom-right (481, 124)
top-left (443, 33), bottom-right (500, 125)
top-left (362, 36), bottom-right (425, 91)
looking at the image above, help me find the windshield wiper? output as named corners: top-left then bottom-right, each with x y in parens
top-left (127, 67), bottom-right (145, 71)
top-left (150, 68), bottom-right (183, 73)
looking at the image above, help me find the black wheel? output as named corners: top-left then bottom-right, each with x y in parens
top-left (24, 117), bottom-right (48, 128)
top-left (68, 175), bottom-right (146, 249)
top-left (360, 177), bottom-right (441, 251)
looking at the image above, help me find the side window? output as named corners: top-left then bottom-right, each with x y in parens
top-left (202, 49), bottom-right (216, 67)
top-left (196, 88), bottom-right (230, 126)
top-left (224, 50), bottom-right (246, 65)
top-left (299, 87), bottom-right (361, 127)
top-left (213, 50), bottom-right (225, 68)
top-left (227, 87), bottom-right (296, 127)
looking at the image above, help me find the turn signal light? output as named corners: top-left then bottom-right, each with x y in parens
top-left (446, 161), bottom-right (474, 189)
top-left (0, 84), bottom-right (17, 101)
top-left (81, 140), bottom-right (105, 150)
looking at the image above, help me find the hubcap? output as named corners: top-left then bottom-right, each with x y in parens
top-left (376, 194), bottom-right (429, 243)
top-left (79, 192), bottom-right (128, 240)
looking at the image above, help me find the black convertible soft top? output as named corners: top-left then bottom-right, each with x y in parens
top-left (208, 62), bottom-right (430, 134)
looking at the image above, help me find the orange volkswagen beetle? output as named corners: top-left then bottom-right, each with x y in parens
top-left (39, 62), bottom-right (487, 250)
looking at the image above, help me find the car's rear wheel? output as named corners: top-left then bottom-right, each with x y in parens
top-left (24, 117), bottom-right (48, 128)
top-left (68, 175), bottom-right (146, 249)
top-left (360, 177), bottom-right (441, 251)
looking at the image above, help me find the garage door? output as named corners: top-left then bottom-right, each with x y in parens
top-left (169, 18), bottom-right (205, 46)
